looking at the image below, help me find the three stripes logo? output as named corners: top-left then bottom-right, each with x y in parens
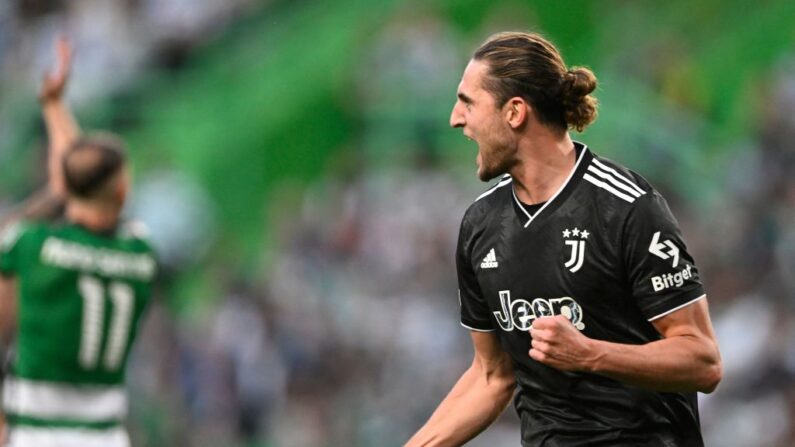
top-left (583, 159), bottom-right (646, 203)
top-left (481, 248), bottom-right (498, 269)
top-left (563, 227), bottom-right (589, 273)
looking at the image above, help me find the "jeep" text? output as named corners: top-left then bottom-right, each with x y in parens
top-left (493, 290), bottom-right (585, 331)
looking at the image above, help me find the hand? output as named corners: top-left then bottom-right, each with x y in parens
top-left (39, 37), bottom-right (72, 103)
top-left (529, 315), bottom-right (599, 372)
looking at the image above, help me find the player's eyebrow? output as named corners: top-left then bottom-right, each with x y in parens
top-left (457, 92), bottom-right (473, 104)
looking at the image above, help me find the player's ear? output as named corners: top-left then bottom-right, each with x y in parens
top-left (505, 97), bottom-right (527, 129)
top-left (113, 170), bottom-right (129, 204)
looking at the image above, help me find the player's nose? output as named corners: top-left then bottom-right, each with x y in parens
top-left (450, 102), bottom-right (465, 128)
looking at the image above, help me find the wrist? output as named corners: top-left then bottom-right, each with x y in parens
top-left (582, 338), bottom-right (606, 373)
top-left (39, 95), bottom-right (61, 106)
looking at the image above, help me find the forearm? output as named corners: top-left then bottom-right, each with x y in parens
top-left (531, 300), bottom-right (722, 394)
top-left (42, 99), bottom-right (79, 147)
top-left (586, 334), bottom-right (721, 393)
top-left (406, 364), bottom-right (515, 447)
top-left (41, 99), bottom-right (80, 195)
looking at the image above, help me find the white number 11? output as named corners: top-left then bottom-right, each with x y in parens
top-left (77, 275), bottom-right (135, 371)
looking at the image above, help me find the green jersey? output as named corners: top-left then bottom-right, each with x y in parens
top-left (0, 219), bottom-right (156, 444)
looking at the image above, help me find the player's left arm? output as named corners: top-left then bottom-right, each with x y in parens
top-left (39, 36), bottom-right (78, 197)
top-left (0, 38), bottom-right (74, 230)
top-left (529, 298), bottom-right (721, 393)
top-left (531, 187), bottom-right (722, 393)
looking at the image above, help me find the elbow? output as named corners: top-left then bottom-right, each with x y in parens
top-left (482, 364), bottom-right (515, 403)
top-left (697, 341), bottom-right (723, 393)
top-left (698, 360), bottom-right (722, 394)
top-left (497, 375), bottom-right (516, 400)
top-left (492, 370), bottom-right (516, 406)
top-left (488, 375), bottom-right (516, 417)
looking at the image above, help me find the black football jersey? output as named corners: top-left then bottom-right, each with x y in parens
top-left (457, 142), bottom-right (706, 446)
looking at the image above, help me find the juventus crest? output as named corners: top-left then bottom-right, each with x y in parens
top-left (563, 227), bottom-right (589, 273)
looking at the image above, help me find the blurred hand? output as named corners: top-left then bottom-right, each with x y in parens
top-left (529, 315), bottom-right (597, 372)
top-left (39, 37), bottom-right (73, 103)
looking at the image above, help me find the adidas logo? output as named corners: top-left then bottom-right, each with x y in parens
top-left (481, 248), bottom-right (498, 269)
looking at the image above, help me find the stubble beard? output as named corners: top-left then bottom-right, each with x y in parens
top-left (477, 140), bottom-right (516, 182)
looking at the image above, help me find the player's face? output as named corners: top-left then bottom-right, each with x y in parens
top-left (450, 59), bottom-right (517, 181)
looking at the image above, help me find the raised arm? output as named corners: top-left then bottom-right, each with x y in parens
top-left (529, 297), bottom-right (722, 393)
top-left (0, 38), bottom-right (76, 229)
top-left (405, 331), bottom-right (516, 447)
top-left (40, 37), bottom-right (79, 197)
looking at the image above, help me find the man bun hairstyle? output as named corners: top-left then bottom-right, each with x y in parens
top-left (560, 67), bottom-right (598, 132)
top-left (473, 31), bottom-right (598, 132)
top-left (63, 132), bottom-right (127, 199)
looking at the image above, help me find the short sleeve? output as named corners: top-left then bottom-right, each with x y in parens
top-left (457, 215), bottom-right (493, 331)
top-left (623, 192), bottom-right (705, 321)
top-left (0, 222), bottom-right (28, 276)
top-left (121, 220), bottom-right (159, 275)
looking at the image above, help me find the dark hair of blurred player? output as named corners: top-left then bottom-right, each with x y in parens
top-left (62, 134), bottom-right (129, 230)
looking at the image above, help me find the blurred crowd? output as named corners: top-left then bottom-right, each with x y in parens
top-left (126, 156), bottom-right (520, 446)
top-left (695, 62), bottom-right (795, 446)
top-left (0, 0), bottom-right (256, 103)
top-left (2, 2), bottom-right (795, 447)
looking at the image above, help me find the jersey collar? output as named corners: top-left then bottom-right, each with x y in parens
top-left (511, 141), bottom-right (592, 228)
top-left (64, 219), bottom-right (121, 238)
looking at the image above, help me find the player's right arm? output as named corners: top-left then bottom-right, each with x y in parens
top-left (404, 330), bottom-right (515, 447)
top-left (0, 223), bottom-right (26, 347)
top-left (0, 277), bottom-right (16, 339)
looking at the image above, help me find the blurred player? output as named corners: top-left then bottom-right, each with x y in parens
top-left (406, 32), bottom-right (722, 446)
top-left (0, 39), bottom-right (156, 447)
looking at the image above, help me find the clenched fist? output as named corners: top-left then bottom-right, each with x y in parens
top-left (529, 315), bottom-right (601, 372)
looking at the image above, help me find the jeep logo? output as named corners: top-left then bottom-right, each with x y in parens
top-left (493, 290), bottom-right (585, 332)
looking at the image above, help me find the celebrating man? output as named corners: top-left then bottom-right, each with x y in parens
top-left (406, 32), bottom-right (721, 446)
